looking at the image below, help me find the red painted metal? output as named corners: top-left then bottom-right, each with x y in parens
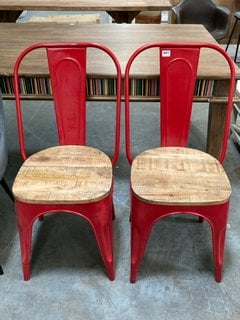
top-left (15, 195), bottom-right (115, 281)
top-left (160, 47), bottom-right (200, 147)
top-left (14, 42), bottom-right (122, 165)
top-left (124, 42), bottom-right (236, 282)
top-left (13, 43), bottom-right (122, 280)
top-left (47, 47), bottom-right (87, 145)
top-left (130, 194), bottom-right (229, 283)
top-left (125, 42), bottom-right (236, 164)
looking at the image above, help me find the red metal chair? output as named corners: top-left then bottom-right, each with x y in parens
top-left (12, 42), bottom-right (122, 280)
top-left (125, 42), bottom-right (236, 283)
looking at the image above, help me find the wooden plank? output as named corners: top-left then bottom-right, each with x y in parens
top-left (28, 13), bottom-right (100, 24)
top-left (0, 0), bottom-right (172, 11)
top-left (0, 0), bottom-right (172, 23)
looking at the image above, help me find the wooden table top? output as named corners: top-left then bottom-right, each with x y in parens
top-left (0, 23), bottom-right (238, 79)
top-left (0, 0), bottom-right (172, 11)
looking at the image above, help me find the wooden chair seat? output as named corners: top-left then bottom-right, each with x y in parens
top-left (13, 145), bottom-right (112, 204)
top-left (131, 147), bottom-right (231, 206)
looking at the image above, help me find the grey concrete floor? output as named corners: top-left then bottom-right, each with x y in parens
top-left (1, 10), bottom-right (240, 320)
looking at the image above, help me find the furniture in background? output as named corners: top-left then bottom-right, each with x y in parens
top-left (124, 42), bottom-right (236, 283)
top-left (0, 90), bottom-right (13, 201)
top-left (0, 10), bottom-right (22, 22)
top-left (231, 81), bottom-right (240, 148)
top-left (226, 12), bottom-right (240, 62)
top-left (171, 0), bottom-right (240, 43)
top-left (135, 11), bottom-right (161, 24)
top-left (0, 0), bottom-right (172, 23)
top-left (0, 23), bottom-right (239, 160)
top-left (12, 42), bottom-right (122, 280)
top-left (0, 89), bottom-right (14, 276)
top-left (231, 102), bottom-right (240, 146)
top-left (172, 0), bottom-right (231, 41)
top-left (27, 13), bottom-right (100, 24)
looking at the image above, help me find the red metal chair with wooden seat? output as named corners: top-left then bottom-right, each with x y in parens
top-left (13, 42), bottom-right (122, 281)
top-left (124, 42), bottom-right (236, 283)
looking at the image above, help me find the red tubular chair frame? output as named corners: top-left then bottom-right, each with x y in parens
top-left (13, 42), bottom-right (122, 281)
top-left (14, 42), bottom-right (121, 164)
top-left (125, 42), bottom-right (236, 283)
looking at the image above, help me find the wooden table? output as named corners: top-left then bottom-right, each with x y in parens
top-left (0, 0), bottom-right (172, 23)
top-left (0, 23), bottom-right (239, 158)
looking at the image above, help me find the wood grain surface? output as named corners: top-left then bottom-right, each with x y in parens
top-left (0, 0), bottom-right (171, 11)
top-left (0, 23), bottom-right (237, 79)
top-left (13, 145), bottom-right (113, 204)
top-left (131, 147), bottom-right (231, 205)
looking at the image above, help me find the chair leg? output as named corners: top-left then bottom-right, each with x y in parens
top-left (130, 203), bottom-right (157, 283)
top-left (111, 198), bottom-right (116, 220)
top-left (226, 18), bottom-right (238, 51)
top-left (208, 202), bottom-right (229, 283)
top-left (0, 178), bottom-right (14, 202)
top-left (0, 265), bottom-right (3, 275)
top-left (17, 222), bottom-right (33, 281)
top-left (212, 225), bottom-right (227, 283)
top-left (131, 220), bottom-right (154, 283)
top-left (235, 33), bottom-right (240, 63)
top-left (17, 224), bottom-right (33, 281)
top-left (15, 200), bottom-right (35, 280)
top-left (89, 207), bottom-right (115, 281)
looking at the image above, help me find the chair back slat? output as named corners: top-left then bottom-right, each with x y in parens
top-left (47, 47), bottom-right (87, 145)
top-left (160, 47), bottom-right (200, 147)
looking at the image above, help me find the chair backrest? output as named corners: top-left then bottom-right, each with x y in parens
top-left (125, 42), bottom-right (236, 164)
top-left (174, 0), bottom-right (216, 24)
top-left (13, 42), bottom-right (122, 165)
top-left (172, 0), bottom-right (231, 41)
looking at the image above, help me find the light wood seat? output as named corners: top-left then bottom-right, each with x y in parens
top-left (131, 147), bottom-right (231, 206)
top-left (13, 145), bottom-right (112, 204)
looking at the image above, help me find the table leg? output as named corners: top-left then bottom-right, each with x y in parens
top-left (207, 80), bottom-right (231, 159)
top-left (0, 11), bottom-right (23, 22)
top-left (107, 11), bottom-right (140, 23)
